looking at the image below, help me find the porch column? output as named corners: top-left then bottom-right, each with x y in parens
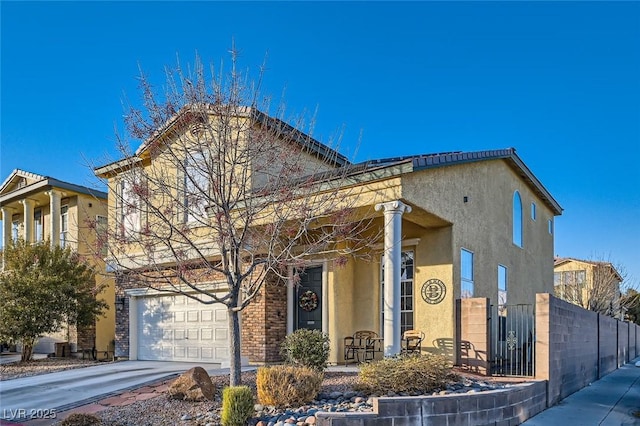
top-left (46, 190), bottom-right (62, 247)
top-left (1, 207), bottom-right (15, 269)
top-left (1, 207), bottom-right (15, 249)
top-left (375, 200), bottom-right (412, 357)
top-left (21, 199), bottom-right (35, 243)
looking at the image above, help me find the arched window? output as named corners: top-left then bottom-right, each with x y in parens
top-left (513, 191), bottom-right (523, 247)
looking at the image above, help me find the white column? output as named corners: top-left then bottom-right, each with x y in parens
top-left (1, 207), bottom-right (15, 269)
top-left (46, 190), bottom-right (61, 247)
top-left (1, 207), bottom-right (15, 249)
top-left (21, 199), bottom-right (35, 243)
top-left (374, 200), bottom-right (412, 357)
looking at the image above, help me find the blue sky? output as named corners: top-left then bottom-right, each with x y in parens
top-left (1, 2), bottom-right (639, 285)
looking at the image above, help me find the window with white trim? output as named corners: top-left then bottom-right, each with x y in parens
top-left (34, 209), bottom-right (43, 242)
top-left (96, 215), bottom-right (108, 257)
top-left (118, 178), bottom-right (141, 236)
top-left (548, 218), bottom-right (553, 235)
top-left (513, 191), bottom-right (523, 247)
top-left (11, 220), bottom-right (19, 242)
top-left (461, 248), bottom-right (474, 298)
top-left (182, 151), bottom-right (209, 224)
top-left (380, 250), bottom-right (414, 336)
top-left (60, 205), bottom-right (69, 248)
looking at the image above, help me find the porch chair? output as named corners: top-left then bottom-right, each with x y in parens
top-left (401, 330), bottom-right (424, 355)
top-left (343, 330), bottom-right (381, 365)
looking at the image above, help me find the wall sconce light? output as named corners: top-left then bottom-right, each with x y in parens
top-left (115, 296), bottom-right (126, 311)
top-left (463, 196), bottom-right (469, 203)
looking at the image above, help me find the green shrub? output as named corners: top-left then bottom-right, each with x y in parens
top-left (221, 385), bottom-right (254, 426)
top-left (357, 354), bottom-right (457, 395)
top-left (256, 365), bottom-right (323, 407)
top-left (280, 328), bottom-right (330, 370)
top-left (60, 413), bottom-right (102, 426)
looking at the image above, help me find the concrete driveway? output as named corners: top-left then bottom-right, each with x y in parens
top-left (0, 354), bottom-right (47, 365)
top-left (0, 360), bottom-right (231, 421)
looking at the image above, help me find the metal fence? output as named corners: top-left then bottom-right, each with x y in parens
top-left (490, 303), bottom-right (535, 377)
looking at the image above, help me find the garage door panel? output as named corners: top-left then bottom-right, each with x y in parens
top-left (201, 328), bottom-right (213, 340)
top-left (137, 294), bottom-right (229, 363)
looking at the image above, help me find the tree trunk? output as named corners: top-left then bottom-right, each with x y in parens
top-left (21, 339), bottom-right (35, 362)
top-left (228, 307), bottom-right (242, 386)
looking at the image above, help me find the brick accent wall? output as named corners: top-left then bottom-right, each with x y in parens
top-left (77, 324), bottom-right (96, 351)
top-left (241, 276), bottom-right (287, 363)
top-left (114, 274), bottom-right (133, 358)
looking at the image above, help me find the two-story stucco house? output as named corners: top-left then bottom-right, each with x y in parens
top-left (0, 169), bottom-right (115, 355)
top-left (554, 257), bottom-right (623, 318)
top-left (95, 106), bottom-right (562, 367)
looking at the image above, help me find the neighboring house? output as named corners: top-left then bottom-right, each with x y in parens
top-left (95, 107), bottom-right (562, 366)
top-left (0, 169), bottom-right (115, 355)
top-left (554, 257), bottom-right (623, 318)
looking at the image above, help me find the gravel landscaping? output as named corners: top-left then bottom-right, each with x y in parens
top-left (0, 356), bottom-right (103, 380)
top-left (3, 356), bottom-right (522, 426)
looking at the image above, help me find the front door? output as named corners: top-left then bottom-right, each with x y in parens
top-left (295, 266), bottom-right (322, 331)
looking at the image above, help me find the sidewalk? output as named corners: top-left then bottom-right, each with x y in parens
top-left (524, 357), bottom-right (640, 425)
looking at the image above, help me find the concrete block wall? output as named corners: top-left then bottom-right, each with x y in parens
top-left (316, 381), bottom-right (547, 426)
top-left (536, 293), bottom-right (640, 407)
top-left (618, 321), bottom-right (629, 366)
top-left (599, 314), bottom-right (618, 378)
top-left (535, 293), bottom-right (599, 406)
top-left (457, 298), bottom-right (491, 375)
top-left (630, 324), bottom-right (637, 360)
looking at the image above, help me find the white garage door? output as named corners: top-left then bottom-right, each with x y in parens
top-left (137, 294), bottom-right (229, 363)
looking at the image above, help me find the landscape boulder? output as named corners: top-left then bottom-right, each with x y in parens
top-left (167, 366), bottom-right (215, 401)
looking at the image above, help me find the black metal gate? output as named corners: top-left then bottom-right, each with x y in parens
top-left (490, 303), bottom-right (535, 377)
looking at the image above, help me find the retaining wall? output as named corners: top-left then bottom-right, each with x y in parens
top-left (316, 381), bottom-right (547, 426)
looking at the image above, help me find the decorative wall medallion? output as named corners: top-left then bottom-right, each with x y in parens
top-left (299, 290), bottom-right (319, 312)
top-left (421, 279), bottom-right (446, 304)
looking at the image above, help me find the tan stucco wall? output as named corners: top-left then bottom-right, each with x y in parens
top-left (403, 160), bottom-right (556, 305)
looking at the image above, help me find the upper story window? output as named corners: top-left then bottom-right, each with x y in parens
top-left (513, 191), bottom-right (523, 247)
top-left (34, 209), bottom-right (43, 242)
top-left (182, 152), bottom-right (210, 224)
top-left (60, 205), bottom-right (69, 248)
top-left (380, 250), bottom-right (415, 336)
top-left (461, 248), bottom-right (474, 298)
top-left (554, 269), bottom-right (586, 300)
top-left (96, 215), bottom-right (108, 257)
top-left (548, 218), bottom-right (554, 235)
top-left (118, 178), bottom-right (141, 236)
top-left (531, 202), bottom-right (537, 221)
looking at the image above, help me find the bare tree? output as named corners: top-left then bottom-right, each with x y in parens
top-left (554, 256), bottom-right (634, 319)
top-left (93, 51), bottom-right (379, 385)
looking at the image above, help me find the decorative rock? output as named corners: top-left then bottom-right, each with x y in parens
top-left (168, 367), bottom-right (215, 401)
top-left (255, 404), bottom-right (264, 411)
top-left (329, 391), bottom-right (343, 399)
top-left (344, 391), bottom-right (357, 399)
top-left (306, 416), bottom-right (317, 425)
top-left (181, 414), bottom-right (192, 421)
